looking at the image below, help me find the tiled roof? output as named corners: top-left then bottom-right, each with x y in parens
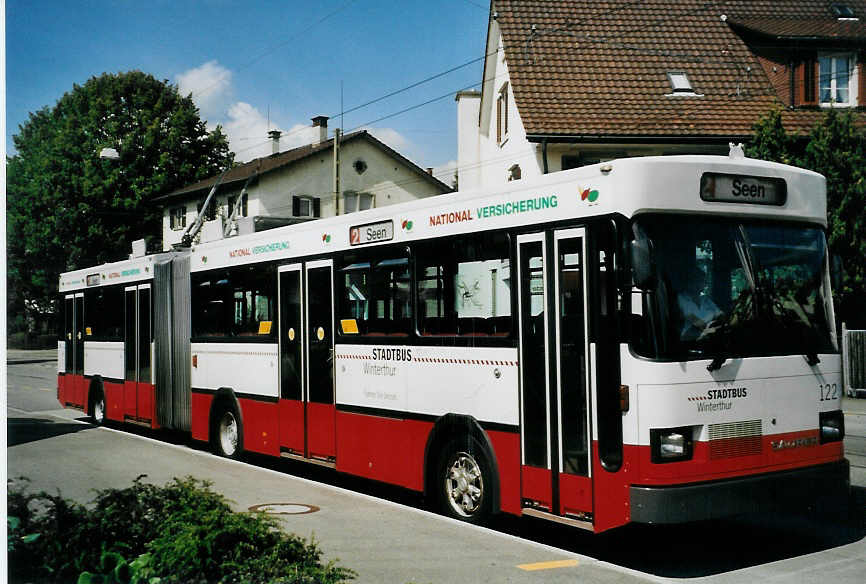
top-left (725, 0), bottom-right (866, 39)
top-left (492, 0), bottom-right (865, 140)
top-left (157, 130), bottom-right (451, 201)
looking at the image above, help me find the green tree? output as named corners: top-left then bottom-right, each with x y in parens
top-left (7, 71), bottom-right (233, 329)
top-left (747, 108), bottom-right (866, 327)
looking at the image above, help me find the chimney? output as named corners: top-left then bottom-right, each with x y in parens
top-left (268, 130), bottom-right (282, 155)
top-left (312, 116), bottom-right (329, 144)
top-left (426, 167), bottom-right (433, 175)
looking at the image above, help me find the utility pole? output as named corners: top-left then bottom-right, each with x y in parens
top-left (333, 127), bottom-right (341, 215)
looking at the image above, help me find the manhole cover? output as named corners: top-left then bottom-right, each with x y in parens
top-left (248, 503), bottom-right (320, 515)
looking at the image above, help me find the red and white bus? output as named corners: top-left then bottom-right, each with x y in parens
top-left (58, 152), bottom-right (849, 532)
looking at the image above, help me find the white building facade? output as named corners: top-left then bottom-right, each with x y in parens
top-left (158, 118), bottom-right (451, 250)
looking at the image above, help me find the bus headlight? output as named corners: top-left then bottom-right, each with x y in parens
top-left (819, 410), bottom-right (845, 444)
top-left (651, 427), bottom-right (693, 463)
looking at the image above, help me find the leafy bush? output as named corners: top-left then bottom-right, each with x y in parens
top-left (7, 476), bottom-right (354, 584)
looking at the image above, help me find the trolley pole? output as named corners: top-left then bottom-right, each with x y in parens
top-left (333, 127), bottom-right (341, 216)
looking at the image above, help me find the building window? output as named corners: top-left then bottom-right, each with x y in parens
top-left (292, 195), bottom-right (320, 218)
top-left (170, 206), bottom-right (186, 230)
top-left (343, 191), bottom-right (375, 213)
top-left (227, 193), bottom-right (248, 218)
top-left (497, 82), bottom-right (509, 144)
top-left (819, 53), bottom-right (857, 106)
top-left (197, 198), bottom-right (217, 221)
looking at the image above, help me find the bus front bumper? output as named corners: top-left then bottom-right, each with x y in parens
top-left (629, 459), bottom-right (850, 524)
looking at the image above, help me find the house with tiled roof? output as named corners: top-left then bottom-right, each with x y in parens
top-left (156, 116), bottom-right (452, 249)
top-left (457, 1), bottom-right (866, 189)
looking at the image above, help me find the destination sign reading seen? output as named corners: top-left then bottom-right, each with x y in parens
top-left (350, 220), bottom-right (394, 246)
top-left (700, 173), bottom-right (787, 206)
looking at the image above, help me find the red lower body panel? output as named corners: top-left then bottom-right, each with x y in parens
top-left (104, 380), bottom-right (125, 422)
top-left (559, 473), bottom-right (593, 517)
top-left (279, 399), bottom-right (304, 454)
top-left (591, 441), bottom-right (633, 533)
top-left (335, 411), bottom-right (430, 491)
top-left (487, 430), bottom-right (520, 514)
top-left (237, 398), bottom-right (279, 457)
top-left (191, 392), bottom-right (213, 442)
top-left (307, 402), bottom-right (336, 460)
top-left (521, 465), bottom-right (552, 511)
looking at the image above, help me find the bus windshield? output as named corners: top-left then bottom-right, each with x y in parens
top-left (631, 215), bottom-right (837, 361)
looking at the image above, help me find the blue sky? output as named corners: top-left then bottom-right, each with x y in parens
top-left (7, 0), bottom-right (490, 178)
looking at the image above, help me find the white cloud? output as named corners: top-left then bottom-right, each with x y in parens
top-left (176, 61), bottom-right (232, 120)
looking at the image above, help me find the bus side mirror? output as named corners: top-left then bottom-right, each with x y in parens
top-left (631, 239), bottom-right (656, 289)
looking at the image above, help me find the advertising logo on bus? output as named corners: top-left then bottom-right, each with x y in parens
top-left (428, 195), bottom-right (558, 228)
top-left (579, 186), bottom-right (600, 205)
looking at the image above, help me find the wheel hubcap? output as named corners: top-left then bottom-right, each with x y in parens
top-left (219, 412), bottom-right (238, 455)
top-left (444, 452), bottom-right (483, 517)
top-left (94, 398), bottom-right (105, 423)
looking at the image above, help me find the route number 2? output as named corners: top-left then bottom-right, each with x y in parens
top-left (819, 383), bottom-right (838, 401)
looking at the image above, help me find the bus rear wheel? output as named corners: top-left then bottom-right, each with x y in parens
top-left (437, 439), bottom-right (491, 523)
top-left (212, 405), bottom-right (242, 459)
top-left (89, 388), bottom-right (106, 426)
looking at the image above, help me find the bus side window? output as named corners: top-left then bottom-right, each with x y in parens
top-left (415, 232), bottom-right (512, 338)
top-left (338, 252), bottom-right (411, 337)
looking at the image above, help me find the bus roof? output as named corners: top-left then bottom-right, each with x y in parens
top-left (58, 154), bottom-right (827, 286)
top-left (187, 154), bottom-right (826, 272)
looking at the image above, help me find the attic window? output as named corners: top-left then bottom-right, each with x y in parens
top-left (668, 72), bottom-right (692, 92)
top-left (666, 72), bottom-right (702, 97)
top-left (831, 4), bottom-right (858, 19)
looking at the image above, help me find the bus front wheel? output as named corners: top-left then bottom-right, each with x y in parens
top-left (437, 439), bottom-right (491, 523)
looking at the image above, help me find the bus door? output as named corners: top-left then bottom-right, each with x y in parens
top-left (278, 264), bottom-right (304, 455)
top-left (304, 260), bottom-right (336, 462)
top-left (517, 229), bottom-right (593, 525)
top-left (279, 261), bottom-right (336, 464)
top-left (64, 293), bottom-right (86, 406)
top-left (123, 284), bottom-right (152, 422)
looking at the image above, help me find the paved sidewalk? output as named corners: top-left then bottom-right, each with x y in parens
top-left (6, 349), bottom-right (57, 364)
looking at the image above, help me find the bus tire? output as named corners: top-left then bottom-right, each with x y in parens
top-left (436, 437), bottom-right (492, 523)
top-left (89, 383), bottom-right (106, 426)
top-left (211, 402), bottom-right (243, 459)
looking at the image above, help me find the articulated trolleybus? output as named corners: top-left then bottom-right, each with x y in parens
top-left (58, 152), bottom-right (848, 532)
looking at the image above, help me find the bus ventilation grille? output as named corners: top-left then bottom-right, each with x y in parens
top-left (708, 419), bottom-right (763, 459)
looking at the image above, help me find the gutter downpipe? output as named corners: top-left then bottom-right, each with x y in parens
top-left (542, 138), bottom-right (549, 174)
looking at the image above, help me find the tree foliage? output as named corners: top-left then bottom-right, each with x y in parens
top-left (7, 71), bottom-right (233, 324)
top-left (747, 108), bottom-right (866, 328)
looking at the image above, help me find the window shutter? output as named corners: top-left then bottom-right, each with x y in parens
top-left (799, 53), bottom-right (818, 105)
top-left (292, 195), bottom-right (300, 216)
top-left (857, 51), bottom-right (866, 105)
top-left (313, 198), bottom-right (321, 218)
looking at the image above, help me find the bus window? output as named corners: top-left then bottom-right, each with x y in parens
top-left (337, 253), bottom-right (411, 337)
top-left (191, 265), bottom-right (277, 339)
top-left (415, 232), bottom-right (511, 337)
top-left (84, 286), bottom-right (124, 340)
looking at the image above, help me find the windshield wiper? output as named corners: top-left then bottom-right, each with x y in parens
top-left (805, 352), bottom-right (820, 366)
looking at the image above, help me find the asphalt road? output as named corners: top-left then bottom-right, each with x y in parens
top-left (6, 359), bottom-right (866, 584)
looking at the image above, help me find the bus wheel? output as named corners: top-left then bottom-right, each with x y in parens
top-left (89, 389), bottom-right (106, 426)
top-left (438, 440), bottom-right (491, 523)
top-left (212, 405), bottom-right (242, 459)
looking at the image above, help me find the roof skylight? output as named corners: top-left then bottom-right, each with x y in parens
top-left (668, 72), bottom-right (693, 92)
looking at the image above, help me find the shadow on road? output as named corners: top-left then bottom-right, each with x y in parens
top-left (8, 417), bottom-right (94, 447)
top-left (488, 486), bottom-right (866, 578)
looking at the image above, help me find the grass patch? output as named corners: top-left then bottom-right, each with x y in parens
top-left (8, 476), bottom-right (354, 583)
